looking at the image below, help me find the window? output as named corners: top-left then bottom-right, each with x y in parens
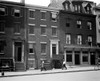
top-left (74, 5), bottom-right (78, 11)
top-left (87, 22), bottom-right (92, 30)
top-left (82, 52), bottom-right (88, 62)
top-left (65, 3), bottom-right (69, 10)
top-left (78, 5), bottom-right (81, 12)
top-left (29, 25), bottom-right (35, 35)
top-left (29, 10), bottom-right (35, 18)
top-left (52, 44), bottom-right (56, 55)
top-left (14, 23), bottom-right (20, 34)
top-left (0, 7), bottom-right (7, 15)
top-left (66, 51), bottom-right (72, 62)
top-left (77, 20), bottom-right (82, 28)
top-left (41, 44), bottom-right (46, 54)
top-left (41, 27), bottom-right (46, 35)
top-left (77, 35), bottom-right (82, 45)
top-left (66, 34), bottom-right (71, 44)
top-left (0, 40), bottom-right (5, 54)
top-left (88, 36), bottom-right (92, 46)
top-left (51, 12), bottom-right (57, 22)
top-left (41, 12), bottom-right (46, 19)
top-left (0, 22), bottom-right (5, 33)
top-left (13, 9), bottom-right (21, 17)
top-left (52, 27), bottom-right (57, 36)
top-left (29, 43), bottom-right (35, 54)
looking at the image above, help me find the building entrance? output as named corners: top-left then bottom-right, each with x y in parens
top-left (75, 53), bottom-right (80, 65)
top-left (90, 53), bottom-right (95, 65)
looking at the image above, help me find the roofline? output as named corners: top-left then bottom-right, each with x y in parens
top-left (25, 3), bottom-right (60, 12)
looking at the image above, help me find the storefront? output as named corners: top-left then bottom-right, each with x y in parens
top-left (64, 46), bottom-right (100, 66)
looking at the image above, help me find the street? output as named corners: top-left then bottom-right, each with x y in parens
top-left (0, 70), bottom-right (100, 81)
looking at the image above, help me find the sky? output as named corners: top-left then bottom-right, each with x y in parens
top-left (2, 0), bottom-right (100, 6)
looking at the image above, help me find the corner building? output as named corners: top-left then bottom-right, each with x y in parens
top-left (58, 0), bottom-right (100, 65)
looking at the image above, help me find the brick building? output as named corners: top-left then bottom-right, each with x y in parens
top-left (0, 1), bottom-right (27, 71)
top-left (57, 0), bottom-right (100, 66)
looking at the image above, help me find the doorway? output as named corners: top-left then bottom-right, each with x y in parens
top-left (75, 54), bottom-right (80, 65)
top-left (90, 53), bottom-right (95, 65)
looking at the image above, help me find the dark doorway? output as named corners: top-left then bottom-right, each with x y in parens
top-left (90, 53), bottom-right (95, 65)
top-left (75, 54), bottom-right (80, 65)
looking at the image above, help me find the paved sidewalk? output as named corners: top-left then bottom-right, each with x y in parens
top-left (0, 66), bottom-right (100, 77)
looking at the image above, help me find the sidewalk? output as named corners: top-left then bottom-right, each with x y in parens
top-left (0, 66), bottom-right (100, 77)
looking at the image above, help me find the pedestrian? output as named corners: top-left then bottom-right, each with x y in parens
top-left (41, 60), bottom-right (46, 71)
top-left (62, 61), bottom-right (67, 70)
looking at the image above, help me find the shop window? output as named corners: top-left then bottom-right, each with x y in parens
top-left (82, 52), bottom-right (88, 62)
top-left (67, 54), bottom-right (72, 62)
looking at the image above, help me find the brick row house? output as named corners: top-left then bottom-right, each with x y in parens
top-left (25, 5), bottom-right (61, 69)
top-left (0, 1), bottom-right (27, 71)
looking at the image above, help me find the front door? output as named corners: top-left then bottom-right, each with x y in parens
top-left (14, 42), bottom-right (22, 62)
top-left (90, 53), bottom-right (95, 65)
top-left (75, 54), bottom-right (80, 65)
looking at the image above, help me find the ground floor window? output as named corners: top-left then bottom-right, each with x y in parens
top-left (66, 51), bottom-right (72, 62)
top-left (82, 51), bottom-right (88, 62)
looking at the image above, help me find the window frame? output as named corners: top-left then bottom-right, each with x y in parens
top-left (28, 24), bottom-right (35, 35)
top-left (51, 26), bottom-right (57, 37)
top-left (0, 21), bottom-right (5, 33)
top-left (87, 21), bottom-right (92, 30)
top-left (29, 9), bottom-right (35, 19)
top-left (66, 34), bottom-right (71, 44)
top-left (14, 22), bottom-right (21, 34)
top-left (0, 6), bottom-right (7, 16)
top-left (41, 43), bottom-right (47, 55)
top-left (77, 35), bottom-right (82, 45)
top-left (77, 20), bottom-right (82, 29)
top-left (12, 8), bottom-right (21, 18)
top-left (41, 11), bottom-right (46, 20)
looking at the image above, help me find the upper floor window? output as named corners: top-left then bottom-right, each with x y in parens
top-left (0, 22), bottom-right (5, 33)
top-left (87, 22), bottom-right (92, 30)
top-left (66, 34), bottom-right (71, 44)
top-left (29, 24), bottom-right (35, 35)
top-left (85, 4), bottom-right (92, 14)
top-left (77, 35), bottom-right (82, 45)
top-left (74, 5), bottom-right (78, 12)
top-left (41, 12), bottom-right (46, 20)
top-left (0, 7), bottom-right (7, 16)
top-left (13, 9), bottom-right (21, 17)
top-left (41, 27), bottom-right (46, 36)
top-left (52, 26), bottom-right (57, 36)
top-left (78, 5), bottom-right (81, 12)
top-left (51, 12), bottom-right (57, 22)
top-left (14, 23), bottom-right (20, 34)
top-left (88, 36), bottom-right (92, 46)
top-left (77, 20), bottom-right (82, 29)
top-left (41, 43), bottom-right (46, 54)
top-left (29, 10), bottom-right (35, 18)
top-left (29, 43), bottom-right (35, 54)
top-left (66, 18), bottom-right (71, 27)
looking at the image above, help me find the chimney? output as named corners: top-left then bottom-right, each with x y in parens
top-left (20, 0), bottom-right (25, 4)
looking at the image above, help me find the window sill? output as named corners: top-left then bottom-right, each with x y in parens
top-left (29, 53), bottom-right (35, 55)
top-left (29, 18), bottom-right (35, 20)
top-left (41, 53), bottom-right (46, 55)
top-left (0, 53), bottom-right (4, 54)
top-left (41, 35), bottom-right (47, 36)
top-left (0, 32), bottom-right (5, 34)
top-left (41, 19), bottom-right (46, 21)
top-left (52, 35), bottom-right (57, 37)
top-left (29, 34), bottom-right (35, 36)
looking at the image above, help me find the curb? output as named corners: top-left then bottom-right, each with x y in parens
top-left (0, 69), bottom-right (99, 78)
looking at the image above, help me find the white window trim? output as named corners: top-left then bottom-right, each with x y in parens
top-left (29, 9), bottom-right (35, 19)
top-left (28, 24), bottom-right (35, 35)
top-left (40, 25), bottom-right (47, 27)
top-left (51, 26), bottom-right (58, 28)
